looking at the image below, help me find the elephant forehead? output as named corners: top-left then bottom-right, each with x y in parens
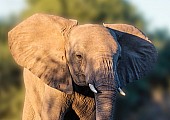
top-left (69, 24), bottom-right (118, 53)
top-left (70, 24), bottom-right (110, 40)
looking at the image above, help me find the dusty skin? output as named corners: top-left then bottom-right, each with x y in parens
top-left (8, 13), bottom-right (157, 120)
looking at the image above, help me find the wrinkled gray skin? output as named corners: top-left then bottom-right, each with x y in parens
top-left (8, 14), bottom-right (157, 120)
top-left (67, 25), bottom-right (119, 120)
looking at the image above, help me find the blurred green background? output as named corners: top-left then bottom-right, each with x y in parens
top-left (0, 0), bottom-right (170, 120)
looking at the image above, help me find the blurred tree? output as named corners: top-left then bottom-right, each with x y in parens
top-left (149, 28), bottom-right (170, 49)
top-left (0, 18), bottom-right (24, 119)
top-left (23, 0), bottom-right (146, 29)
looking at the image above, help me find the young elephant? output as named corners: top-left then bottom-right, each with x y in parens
top-left (8, 14), bottom-right (157, 120)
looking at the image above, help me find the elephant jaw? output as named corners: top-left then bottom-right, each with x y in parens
top-left (89, 84), bottom-right (125, 96)
top-left (87, 57), bottom-right (126, 96)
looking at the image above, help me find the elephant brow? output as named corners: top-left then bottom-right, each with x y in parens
top-left (93, 54), bottom-right (113, 60)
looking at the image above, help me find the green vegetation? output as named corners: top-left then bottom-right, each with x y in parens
top-left (0, 0), bottom-right (170, 119)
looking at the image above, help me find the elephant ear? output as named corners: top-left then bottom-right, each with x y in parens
top-left (104, 24), bottom-right (157, 87)
top-left (8, 13), bottom-right (78, 94)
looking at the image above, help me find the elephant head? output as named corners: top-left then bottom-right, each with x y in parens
top-left (8, 14), bottom-right (157, 120)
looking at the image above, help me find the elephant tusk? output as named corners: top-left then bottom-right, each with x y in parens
top-left (89, 84), bottom-right (98, 93)
top-left (118, 87), bottom-right (126, 96)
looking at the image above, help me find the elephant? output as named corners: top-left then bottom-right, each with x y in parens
top-left (8, 13), bottom-right (157, 120)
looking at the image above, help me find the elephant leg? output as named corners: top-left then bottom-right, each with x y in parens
top-left (23, 68), bottom-right (73, 120)
top-left (23, 68), bottom-right (45, 120)
top-left (22, 94), bottom-right (35, 120)
top-left (72, 92), bottom-right (95, 120)
top-left (41, 85), bottom-right (73, 120)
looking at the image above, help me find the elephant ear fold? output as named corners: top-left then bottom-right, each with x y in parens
top-left (104, 24), bottom-right (157, 87)
top-left (8, 13), bottom-right (78, 94)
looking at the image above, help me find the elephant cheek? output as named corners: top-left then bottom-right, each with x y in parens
top-left (95, 90), bottom-right (117, 120)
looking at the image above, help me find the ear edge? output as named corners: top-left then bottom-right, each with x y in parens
top-left (104, 24), bottom-right (157, 87)
top-left (103, 23), bottom-right (150, 41)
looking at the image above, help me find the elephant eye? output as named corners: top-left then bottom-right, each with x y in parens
top-left (75, 52), bottom-right (83, 60)
top-left (76, 54), bottom-right (83, 60)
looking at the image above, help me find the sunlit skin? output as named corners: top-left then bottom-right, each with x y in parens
top-left (8, 14), bottom-right (157, 120)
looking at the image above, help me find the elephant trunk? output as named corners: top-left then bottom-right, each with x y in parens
top-left (92, 58), bottom-right (118, 120)
top-left (95, 90), bottom-right (117, 120)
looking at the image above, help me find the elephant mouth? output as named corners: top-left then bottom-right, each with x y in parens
top-left (87, 57), bottom-right (126, 95)
top-left (74, 73), bottom-right (87, 86)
